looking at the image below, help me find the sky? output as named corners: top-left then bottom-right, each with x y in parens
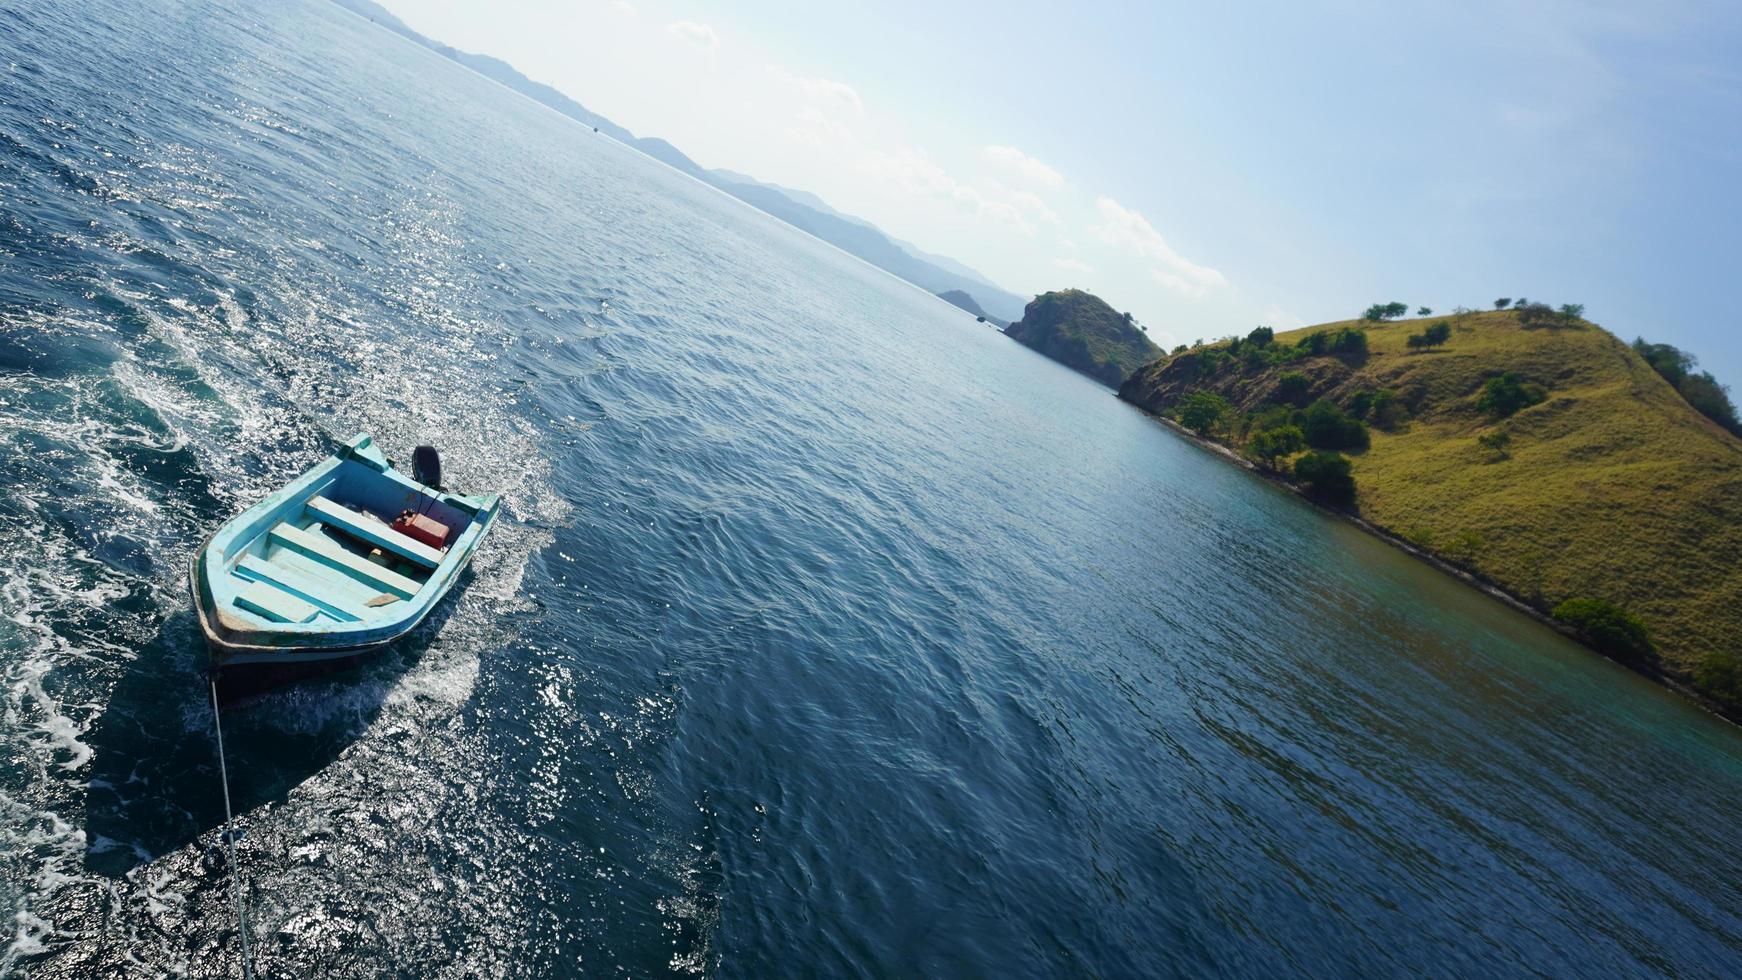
top-left (380, 0), bottom-right (1741, 383)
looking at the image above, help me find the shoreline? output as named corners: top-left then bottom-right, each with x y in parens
top-left (1127, 402), bottom-right (1739, 728)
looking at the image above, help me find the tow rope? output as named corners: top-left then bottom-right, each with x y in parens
top-left (208, 675), bottom-right (255, 979)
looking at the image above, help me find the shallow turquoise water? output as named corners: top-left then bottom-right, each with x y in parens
top-left (3, 1), bottom-right (1742, 976)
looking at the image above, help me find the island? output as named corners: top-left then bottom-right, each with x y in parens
top-left (1117, 304), bottom-right (1742, 717)
top-left (1004, 289), bottom-right (1162, 387)
top-left (936, 289), bottom-right (1006, 327)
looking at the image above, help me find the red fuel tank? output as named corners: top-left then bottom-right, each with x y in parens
top-left (392, 511), bottom-right (450, 550)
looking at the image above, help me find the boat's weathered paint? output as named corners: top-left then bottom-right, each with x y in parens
top-left (189, 433), bottom-right (499, 667)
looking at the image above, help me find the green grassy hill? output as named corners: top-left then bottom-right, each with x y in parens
top-left (1005, 289), bottom-right (1162, 387)
top-left (1119, 310), bottom-right (1742, 713)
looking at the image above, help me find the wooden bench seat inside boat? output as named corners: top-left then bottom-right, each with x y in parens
top-left (234, 554), bottom-right (370, 621)
top-left (267, 522), bottom-right (423, 598)
top-left (234, 579), bottom-right (321, 624)
top-left (305, 495), bottom-right (445, 568)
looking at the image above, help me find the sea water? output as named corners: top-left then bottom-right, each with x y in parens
top-left (3, 1), bottom-right (1742, 975)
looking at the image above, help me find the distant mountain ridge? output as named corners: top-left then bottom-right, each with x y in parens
top-left (710, 170), bottom-right (862, 225)
top-left (328, 0), bottom-right (1029, 322)
top-left (711, 171), bottom-right (1022, 300)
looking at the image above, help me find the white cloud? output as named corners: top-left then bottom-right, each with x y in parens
top-left (950, 186), bottom-right (1032, 235)
top-left (1090, 196), bottom-right (1226, 297)
top-left (1150, 268), bottom-right (1205, 296)
top-left (982, 145), bottom-right (1065, 187)
top-left (1054, 257), bottom-right (1093, 274)
top-left (786, 105), bottom-right (854, 149)
top-left (1263, 304), bottom-right (1305, 329)
top-left (860, 145), bottom-right (953, 196)
top-left (769, 67), bottom-right (863, 114)
top-left (858, 147), bottom-right (1037, 235)
top-left (612, 1), bottom-right (636, 15)
top-left (1007, 188), bottom-right (1060, 225)
top-left (666, 20), bottom-right (719, 50)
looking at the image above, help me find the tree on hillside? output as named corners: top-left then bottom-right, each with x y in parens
top-left (1293, 451), bottom-right (1357, 507)
top-left (1494, 298), bottom-right (1512, 310)
top-left (1349, 388), bottom-right (1408, 429)
top-left (1631, 336), bottom-right (1741, 435)
top-left (1245, 405), bottom-right (1295, 435)
top-left (1407, 321), bottom-right (1453, 349)
top-left (1276, 372), bottom-right (1312, 406)
top-left (1331, 328), bottom-right (1368, 356)
top-left (1248, 425), bottom-right (1305, 468)
top-left (1175, 391), bottom-right (1231, 434)
top-left (1678, 372), bottom-right (1741, 434)
top-left (1515, 302), bottom-right (1550, 325)
top-left (1297, 328), bottom-right (1367, 358)
top-left (1516, 302), bottom-right (1579, 328)
top-left (1362, 301), bottom-right (1409, 322)
top-left (1695, 654), bottom-right (1742, 710)
top-left (1417, 306), bottom-right (1433, 316)
top-left (1552, 598), bottom-right (1653, 663)
top-left (1300, 399), bottom-right (1370, 451)
top-left (1246, 325), bottom-right (1274, 347)
top-left (1633, 338), bottom-right (1692, 387)
top-left (1477, 372), bottom-right (1547, 419)
top-left (1241, 343), bottom-right (1271, 372)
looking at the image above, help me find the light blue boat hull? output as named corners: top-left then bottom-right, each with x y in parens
top-left (189, 433), bottom-right (500, 668)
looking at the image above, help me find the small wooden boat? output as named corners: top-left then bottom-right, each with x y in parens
top-left (190, 433), bottom-right (500, 668)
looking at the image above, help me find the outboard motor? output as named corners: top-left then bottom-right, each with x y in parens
top-left (412, 445), bottom-right (442, 491)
